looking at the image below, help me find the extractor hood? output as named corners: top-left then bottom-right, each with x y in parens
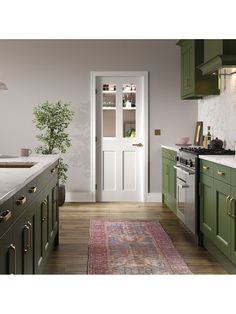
top-left (198, 40), bottom-right (236, 75)
top-left (198, 55), bottom-right (236, 75)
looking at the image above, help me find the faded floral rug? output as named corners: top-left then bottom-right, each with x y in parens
top-left (88, 220), bottom-right (192, 274)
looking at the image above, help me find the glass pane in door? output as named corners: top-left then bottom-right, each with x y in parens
top-left (122, 84), bottom-right (136, 108)
top-left (123, 109), bottom-right (136, 138)
top-left (103, 84), bottom-right (116, 108)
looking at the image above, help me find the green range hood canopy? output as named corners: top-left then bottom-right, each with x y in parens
top-left (198, 55), bottom-right (236, 75)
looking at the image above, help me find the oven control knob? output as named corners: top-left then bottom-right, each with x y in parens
top-left (185, 159), bottom-right (188, 166)
top-left (176, 156), bottom-right (179, 162)
top-left (189, 160), bottom-right (193, 167)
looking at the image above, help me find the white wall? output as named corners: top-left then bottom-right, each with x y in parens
top-left (0, 40), bottom-right (197, 199)
top-left (198, 74), bottom-right (236, 150)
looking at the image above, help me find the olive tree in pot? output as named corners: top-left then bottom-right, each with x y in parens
top-left (33, 100), bottom-right (74, 206)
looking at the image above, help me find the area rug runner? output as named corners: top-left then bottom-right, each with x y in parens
top-left (88, 220), bottom-right (192, 274)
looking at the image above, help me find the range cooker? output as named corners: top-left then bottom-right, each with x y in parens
top-left (175, 147), bottom-right (235, 240)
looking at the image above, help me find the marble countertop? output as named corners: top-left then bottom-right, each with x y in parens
top-left (199, 155), bottom-right (236, 169)
top-left (0, 155), bottom-right (59, 205)
top-left (161, 145), bottom-right (181, 152)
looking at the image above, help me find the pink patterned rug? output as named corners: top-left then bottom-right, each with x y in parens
top-left (88, 220), bottom-right (192, 274)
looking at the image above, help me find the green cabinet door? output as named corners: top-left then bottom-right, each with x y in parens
top-left (200, 173), bottom-right (214, 240)
top-left (181, 41), bottom-right (194, 97)
top-left (213, 180), bottom-right (231, 258)
top-left (0, 228), bottom-right (14, 274)
top-left (162, 155), bottom-right (176, 214)
top-left (162, 157), bottom-right (169, 196)
top-left (230, 186), bottom-right (236, 264)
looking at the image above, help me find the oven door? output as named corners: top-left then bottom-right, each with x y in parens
top-left (176, 175), bottom-right (188, 224)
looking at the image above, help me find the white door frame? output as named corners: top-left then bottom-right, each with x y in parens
top-left (90, 71), bottom-right (149, 202)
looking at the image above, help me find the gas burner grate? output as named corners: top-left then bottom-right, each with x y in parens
top-left (179, 147), bottom-right (235, 155)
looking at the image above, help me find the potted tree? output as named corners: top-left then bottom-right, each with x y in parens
top-left (33, 100), bottom-right (74, 206)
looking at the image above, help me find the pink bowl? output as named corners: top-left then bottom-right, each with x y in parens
top-left (179, 137), bottom-right (190, 144)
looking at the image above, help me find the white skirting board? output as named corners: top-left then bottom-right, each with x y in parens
top-left (66, 192), bottom-right (162, 203)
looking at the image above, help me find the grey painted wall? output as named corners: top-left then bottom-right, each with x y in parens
top-left (0, 40), bottom-right (197, 195)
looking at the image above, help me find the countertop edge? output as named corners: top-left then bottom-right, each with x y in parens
top-left (161, 145), bottom-right (180, 153)
top-left (199, 155), bottom-right (236, 169)
top-left (0, 155), bottom-right (60, 205)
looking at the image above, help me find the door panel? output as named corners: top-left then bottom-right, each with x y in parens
top-left (97, 76), bottom-right (144, 201)
top-left (103, 151), bottom-right (116, 191)
top-left (213, 180), bottom-right (231, 258)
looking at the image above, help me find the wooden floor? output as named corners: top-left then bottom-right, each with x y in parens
top-left (44, 202), bottom-right (227, 274)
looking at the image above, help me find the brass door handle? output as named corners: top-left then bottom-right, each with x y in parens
top-left (217, 170), bottom-right (225, 176)
top-left (132, 143), bottom-right (143, 147)
top-left (203, 166), bottom-right (209, 170)
top-left (9, 244), bottom-right (16, 274)
top-left (23, 225), bottom-right (30, 253)
top-left (230, 197), bottom-right (235, 219)
top-left (0, 210), bottom-right (12, 223)
top-left (226, 195), bottom-right (231, 215)
top-left (28, 186), bottom-right (37, 193)
top-left (16, 196), bottom-right (26, 206)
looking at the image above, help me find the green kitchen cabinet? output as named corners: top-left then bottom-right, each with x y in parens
top-left (0, 160), bottom-right (59, 275)
top-left (177, 40), bottom-right (219, 99)
top-left (200, 160), bottom-right (236, 271)
top-left (162, 148), bottom-right (176, 214)
top-left (200, 173), bottom-right (214, 241)
top-left (213, 179), bottom-right (231, 259)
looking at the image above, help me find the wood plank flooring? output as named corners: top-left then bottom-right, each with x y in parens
top-left (44, 202), bottom-right (227, 274)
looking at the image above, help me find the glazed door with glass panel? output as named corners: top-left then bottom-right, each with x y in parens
top-left (96, 76), bottom-right (144, 201)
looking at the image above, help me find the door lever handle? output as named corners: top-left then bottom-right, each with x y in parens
top-left (132, 143), bottom-right (143, 147)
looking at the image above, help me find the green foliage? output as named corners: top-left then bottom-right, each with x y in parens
top-left (33, 100), bottom-right (74, 184)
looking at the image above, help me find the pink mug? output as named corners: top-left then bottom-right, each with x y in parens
top-left (20, 148), bottom-right (32, 157)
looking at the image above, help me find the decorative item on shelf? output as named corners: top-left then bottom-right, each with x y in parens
top-left (0, 81), bottom-right (8, 91)
top-left (206, 126), bottom-right (212, 148)
top-left (125, 100), bottom-right (132, 108)
top-left (193, 121), bottom-right (203, 146)
top-left (203, 135), bottom-right (208, 148)
top-left (33, 100), bottom-right (74, 206)
top-left (209, 137), bottom-right (223, 150)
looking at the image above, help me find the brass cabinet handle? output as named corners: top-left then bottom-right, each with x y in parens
top-left (23, 224), bottom-right (30, 253)
top-left (9, 244), bottom-right (16, 274)
top-left (42, 199), bottom-right (47, 222)
top-left (132, 143), bottom-right (143, 147)
top-left (51, 168), bottom-right (56, 173)
top-left (0, 210), bottom-right (12, 223)
top-left (217, 170), bottom-right (225, 176)
top-left (230, 197), bottom-right (235, 219)
top-left (28, 186), bottom-right (37, 193)
top-left (226, 195), bottom-right (231, 215)
top-left (16, 196), bottom-right (26, 206)
top-left (203, 165), bottom-right (209, 170)
top-left (27, 221), bottom-right (32, 250)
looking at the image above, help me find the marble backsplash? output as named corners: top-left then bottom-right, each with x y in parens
top-left (198, 74), bottom-right (236, 150)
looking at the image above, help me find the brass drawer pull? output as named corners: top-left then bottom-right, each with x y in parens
top-left (230, 197), bottom-right (235, 219)
top-left (28, 186), bottom-right (37, 193)
top-left (27, 221), bottom-right (32, 249)
top-left (9, 244), bottom-right (16, 274)
top-left (226, 195), bottom-right (231, 215)
top-left (217, 170), bottom-right (225, 176)
top-left (0, 210), bottom-right (12, 223)
top-left (203, 166), bottom-right (209, 170)
top-left (16, 196), bottom-right (26, 206)
top-left (23, 225), bottom-right (30, 253)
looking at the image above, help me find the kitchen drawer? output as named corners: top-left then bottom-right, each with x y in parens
top-left (200, 159), bottom-right (213, 176)
top-left (0, 197), bottom-right (14, 238)
top-left (213, 163), bottom-right (230, 184)
top-left (162, 148), bottom-right (177, 162)
top-left (26, 178), bottom-right (38, 204)
top-left (231, 167), bottom-right (236, 187)
top-left (13, 186), bottom-right (28, 219)
top-left (37, 161), bottom-right (59, 190)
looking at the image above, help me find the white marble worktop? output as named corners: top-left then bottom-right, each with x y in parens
top-left (199, 155), bottom-right (236, 169)
top-left (161, 145), bottom-right (182, 153)
top-left (0, 155), bottom-right (59, 205)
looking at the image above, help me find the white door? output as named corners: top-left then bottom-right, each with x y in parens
top-left (96, 76), bottom-right (145, 201)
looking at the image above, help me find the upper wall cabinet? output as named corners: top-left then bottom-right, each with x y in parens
top-left (177, 40), bottom-right (220, 99)
top-left (198, 40), bottom-right (236, 75)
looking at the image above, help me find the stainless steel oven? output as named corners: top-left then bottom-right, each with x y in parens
top-left (174, 164), bottom-right (196, 234)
